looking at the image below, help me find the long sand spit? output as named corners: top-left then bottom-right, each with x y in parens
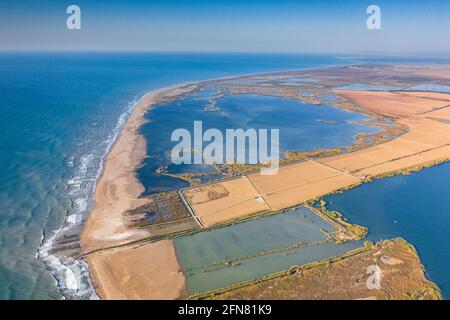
top-left (81, 84), bottom-right (198, 299)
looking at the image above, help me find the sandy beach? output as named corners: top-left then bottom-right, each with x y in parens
top-left (81, 84), bottom-right (198, 299)
top-left (88, 240), bottom-right (185, 300)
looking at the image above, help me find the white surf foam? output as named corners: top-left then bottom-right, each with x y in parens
top-left (37, 97), bottom-right (140, 299)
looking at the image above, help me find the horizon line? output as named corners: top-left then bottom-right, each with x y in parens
top-left (1, 49), bottom-right (450, 58)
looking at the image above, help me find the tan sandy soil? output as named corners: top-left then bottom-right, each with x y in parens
top-left (201, 199), bottom-right (269, 226)
top-left (400, 91), bottom-right (450, 101)
top-left (358, 145), bottom-right (450, 176)
top-left (262, 173), bottom-right (360, 211)
top-left (187, 162), bottom-right (360, 223)
top-left (184, 184), bottom-right (229, 205)
top-left (264, 174), bottom-right (360, 210)
top-left (334, 90), bottom-right (450, 118)
top-left (88, 240), bottom-right (185, 300)
top-left (247, 160), bottom-right (342, 195)
top-left (81, 95), bottom-right (151, 252)
top-left (320, 141), bottom-right (435, 173)
top-left (421, 106), bottom-right (450, 121)
top-left (320, 118), bottom-right (450, 173)
top-left (187, 177), bottom-right (269, 226)
top-left (391, 65), bottom-right (450, 80)
top-left (380, 255), bottom-right (403, 266)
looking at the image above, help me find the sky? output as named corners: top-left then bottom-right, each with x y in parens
top-left (0, 0), bottom-right (449, 54)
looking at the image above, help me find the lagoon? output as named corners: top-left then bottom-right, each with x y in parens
top-left (137, 93), bottom-right (379, 195)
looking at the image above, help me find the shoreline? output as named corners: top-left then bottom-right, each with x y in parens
top-left (80, 84), bottom-right (199, 299)
top-left (37, 97), bottom-right (143, 300)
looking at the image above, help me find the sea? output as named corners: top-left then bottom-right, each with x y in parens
top-left (1, 52), bottom-right (449, 299)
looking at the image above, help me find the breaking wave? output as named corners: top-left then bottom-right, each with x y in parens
top-left (37, 97), bottom-right (140, 299)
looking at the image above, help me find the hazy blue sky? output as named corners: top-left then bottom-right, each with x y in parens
top-left (0, 0), bottom-right (449, 54)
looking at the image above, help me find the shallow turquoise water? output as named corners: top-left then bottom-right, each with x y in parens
top-left (325, 163), bottom-right (450, 298)
top-left (174, 207), bottom-right (362, 294)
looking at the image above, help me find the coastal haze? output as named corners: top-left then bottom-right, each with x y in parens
top-left (0, 0), bottom-right (450, 301)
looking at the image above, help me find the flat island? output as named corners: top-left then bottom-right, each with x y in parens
top-left (81, 64), bottom-right (450, 299)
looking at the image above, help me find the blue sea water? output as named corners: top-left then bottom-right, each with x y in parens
top-left (0, 52), bottom-right (352, 299)
top-left (325, 163), bottom-right (450, 298)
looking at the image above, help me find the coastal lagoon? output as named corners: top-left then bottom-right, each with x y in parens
top-left (138, 93), bottom-right (379, 195)
top-left (0, 53), bottom-right (350, 299)
top-left (325, 162), bottom-right (450, 298)
top-left (2, 52), bottom-right (448, 299)
top-left (174, 207), bottom-right (362, 294)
